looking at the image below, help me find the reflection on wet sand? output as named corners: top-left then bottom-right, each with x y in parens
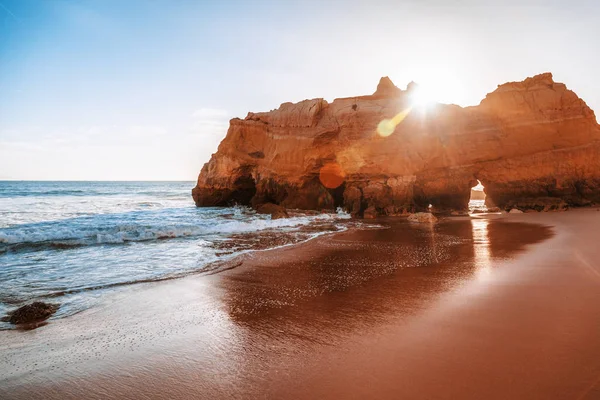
top-left (219, 218), bottom-right (551, 353)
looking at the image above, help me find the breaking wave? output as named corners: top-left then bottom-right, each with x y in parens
top-left (0, 209), bottom-right (350, 253)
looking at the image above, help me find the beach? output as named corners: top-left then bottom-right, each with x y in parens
top-left (1, 209), bottom-right (600, 399)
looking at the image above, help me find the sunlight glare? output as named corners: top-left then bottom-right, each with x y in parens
top-left (409, 84), bottom-right (436, 109)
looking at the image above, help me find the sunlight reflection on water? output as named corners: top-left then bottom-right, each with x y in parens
top-left (468, 199), bottom-right (487, 213)
top-left (471, 218), bottom-right (492, 279)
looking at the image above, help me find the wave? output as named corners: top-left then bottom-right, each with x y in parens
top-left (14, 224), bottom-right (346, 299)
top-left (0, 206), bottom-right (365, 330)
top-left (0, 209), bottom-right (350, 253)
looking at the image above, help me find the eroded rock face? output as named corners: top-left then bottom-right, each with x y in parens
top-left (193, 73), bottom-right (600, 216)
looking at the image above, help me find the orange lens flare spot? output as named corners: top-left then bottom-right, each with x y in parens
top-left (319, 162), bottom-right (345, 189)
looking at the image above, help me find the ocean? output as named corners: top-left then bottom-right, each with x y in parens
top-left (0, 181), bottom-right (352, 329)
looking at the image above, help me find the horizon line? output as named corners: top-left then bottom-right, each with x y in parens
top-left (0, 179), bottom-right (196, 182)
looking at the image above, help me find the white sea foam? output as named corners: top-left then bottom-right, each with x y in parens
top-left (336, 206), bottom-right (351, 219)
top-left (0, 211), bottom-right (347, 248)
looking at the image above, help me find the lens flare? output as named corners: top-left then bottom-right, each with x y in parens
top-left (376, 107), bottom-right (412, 137)
top-left (319, 162), bottom-right (345, 189)
top-left (377, 119), bottom-right (395, 137)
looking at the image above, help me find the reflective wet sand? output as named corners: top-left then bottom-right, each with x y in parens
top-left (2, 212), bottom-right (600, 399)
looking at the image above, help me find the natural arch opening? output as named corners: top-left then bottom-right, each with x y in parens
top-left (329, 182), bottom-right (346, 209)
top-left (468, 180), bottom-right (487, 213)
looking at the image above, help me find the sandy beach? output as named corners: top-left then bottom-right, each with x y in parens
top-left (1, 209), bottom-right (600, 399)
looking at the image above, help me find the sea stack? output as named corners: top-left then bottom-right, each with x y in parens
top-left (193, 73), bottom-right (600, 216)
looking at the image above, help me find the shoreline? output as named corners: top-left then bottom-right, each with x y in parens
top-left (1, 209), bottom-right (600, 399)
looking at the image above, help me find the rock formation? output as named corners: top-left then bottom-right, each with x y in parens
top-left (193, 73), bottom-right (600, 216)
top-left (407, 212), bottom-right (438, 223)
top-left (2, 302), bottom-right (59, 325)
top-left (255, 202), bottom-right (289, 219)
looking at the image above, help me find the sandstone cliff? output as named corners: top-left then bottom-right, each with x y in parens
top-left (193, 73), bottom-right (600, 216)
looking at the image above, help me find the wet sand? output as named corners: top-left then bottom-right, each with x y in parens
top-left (1, 210), bottom-right (600, 399)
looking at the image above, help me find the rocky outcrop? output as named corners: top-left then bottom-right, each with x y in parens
top-left (2, 302), bottom-right (58, 325)
top-left (193, 73), bottom-right (600, 216)
top-left (256, 202), bottom-right (289, 219)
top-left (407, 212), bottom-right (438, 223)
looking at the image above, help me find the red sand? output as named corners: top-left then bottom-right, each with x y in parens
top-left (1, 210), bottom-right (600, 399)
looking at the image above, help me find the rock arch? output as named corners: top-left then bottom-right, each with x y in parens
top-left (193, 73), bottom-right (600, 216)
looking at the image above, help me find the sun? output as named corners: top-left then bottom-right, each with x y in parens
top-left (404, 72), bottom-right (468, 109)
top-left (408, 83), bottom-right (436, 109)
top-left (376, 78), bottom-right (464, 137)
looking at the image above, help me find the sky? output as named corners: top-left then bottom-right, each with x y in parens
top-left (1, 0), bottom-right (599, 181)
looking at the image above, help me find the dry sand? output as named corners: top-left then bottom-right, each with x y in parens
top-left (1, 209), bottom-right (600, 399)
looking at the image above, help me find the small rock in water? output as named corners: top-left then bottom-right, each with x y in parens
top-left (1, 302), bottom-right (59, 325)
top-left (363, 206), bottom-right (378, 219)
top-left (407, 212), bottom-right (438, 223)
top-left (451, 211), bottom-right (469, 216)
top-left (509, 209), bottom-right (524, 214)
top-left (255, 203), bottom-right (289, 219)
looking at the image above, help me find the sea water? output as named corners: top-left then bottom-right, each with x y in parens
top-left (0, 181), bottom-right (351, 328)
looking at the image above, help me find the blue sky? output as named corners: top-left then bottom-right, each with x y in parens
top-left (1, 0), bottom-right (599, 180)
